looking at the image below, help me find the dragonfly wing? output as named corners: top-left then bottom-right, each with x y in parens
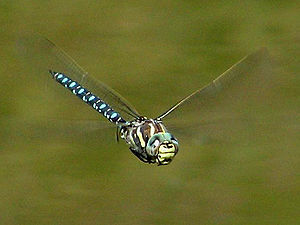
top-left (157, 48), bottom-right (279, 143)
top-left (18, 34), bottom-right (140, 121)
top-left (2, 116), bottom-right (115, 140)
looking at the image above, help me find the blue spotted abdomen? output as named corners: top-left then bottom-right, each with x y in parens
top-left (49, 71), bottom-right (126, 124)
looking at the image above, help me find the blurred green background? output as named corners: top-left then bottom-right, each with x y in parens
top-left (0, 1), bottom-right (299, 225)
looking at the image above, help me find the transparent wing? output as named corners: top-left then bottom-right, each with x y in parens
top-left (1, 116), bottom-right (115, 140)
top-left (157, 48), bottom-right (279, 143)
top-left (17, 34), bottom-right (140, 121)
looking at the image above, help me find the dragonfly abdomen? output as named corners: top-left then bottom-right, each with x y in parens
top-left (49, 71), bottom-right (126, 124)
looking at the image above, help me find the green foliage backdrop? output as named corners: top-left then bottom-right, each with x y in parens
top-left (0, 1), bottom-right (299, 225)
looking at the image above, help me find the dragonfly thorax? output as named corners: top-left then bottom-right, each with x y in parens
top-left (119, 118), bottom-right (179, 165)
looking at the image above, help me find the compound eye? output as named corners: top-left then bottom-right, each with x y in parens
top-left (170, 136), bottom-right (178, 145)
top-left (152, 139), bottom-right (160, 149)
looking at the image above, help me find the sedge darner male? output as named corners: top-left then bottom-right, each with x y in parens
top-left (19, 36), bottom-right (272, 166)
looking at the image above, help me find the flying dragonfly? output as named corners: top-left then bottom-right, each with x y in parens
top-left (19, 36), bottom-right (272, 165)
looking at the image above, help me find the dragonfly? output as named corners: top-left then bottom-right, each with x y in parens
top-left (19, 36), bottom-right (272, 166)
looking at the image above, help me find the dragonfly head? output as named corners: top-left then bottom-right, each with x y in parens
top-left (146, 132), bottom-right (179, 165)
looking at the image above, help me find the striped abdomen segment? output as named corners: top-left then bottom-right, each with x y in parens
top-left (49, 71), bottom-right (126, 124)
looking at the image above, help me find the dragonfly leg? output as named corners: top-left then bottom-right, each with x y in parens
top-left (129, 147), bottom-right (151, 163)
